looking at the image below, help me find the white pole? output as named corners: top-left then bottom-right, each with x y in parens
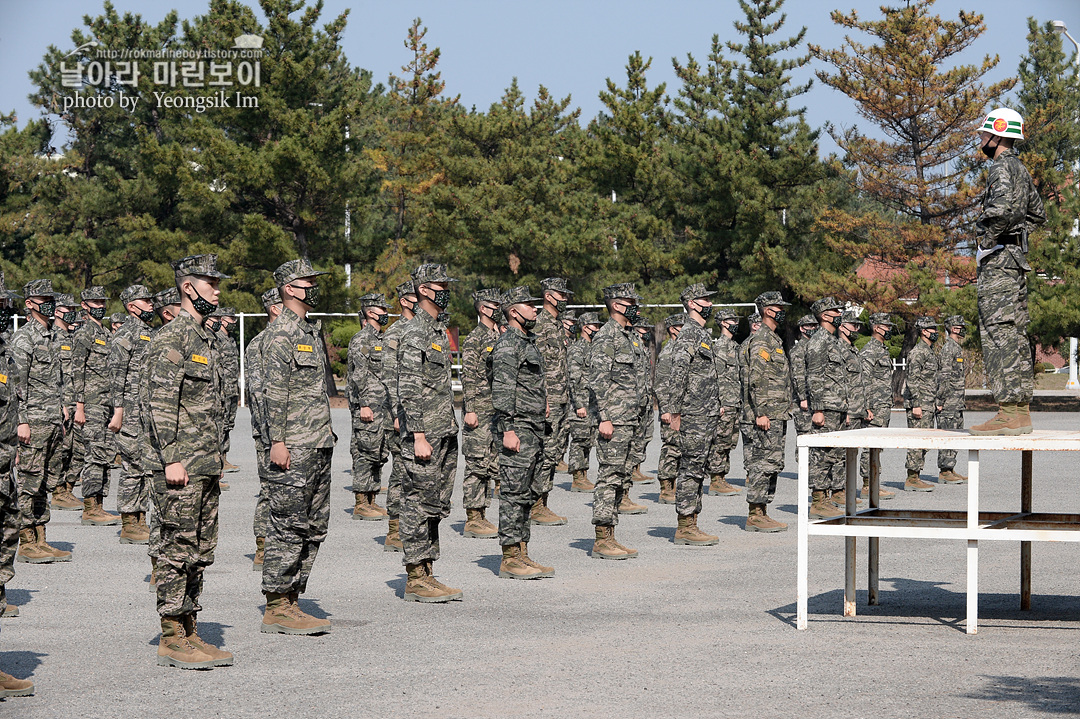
top-left (238, 313), bottom-right (246, 407)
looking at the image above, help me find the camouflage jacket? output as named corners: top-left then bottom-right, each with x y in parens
top-left (397, 310), bottom-right (458, 440)
top-left (937, 337), bottom-right (966, 414)
top-left (491, 326), bottom-right (548, 432)
top-left (805, 328), bottom-right (848, 414)
top-left (0, 335), bottom-right (17, 470)
top-left (533, 308), bottom-right (568, 405)
top-left (976, 148), bottom-right (1046, 251)
top-left (668, 321), bottom-right (721, 416)
top-left (841, 339), bottom-right (869, 420)
top-left (566, 338), bottom-right (594, 415)
top-left (56, 327), bottom-right (77, 408)
top-left (460, 322), bottom-right (499, 417)
top-left (714, 333), bottom-right (741, 409)
top-left (263, 307), bottom-right (334, 449)
top-left (10, 319), bottom-right (62, 428)
top-left (143, 310), bottom-right (223, 476)
top-left (244, 329), bottom-right (270, 447)
top-left (72, 320), bottom-right (112, 407)
top-left (859, 337), bottom-right (894, 414)
top-left (588, 318), bottom-right (648, 425)
top-left (214, 330), bottom-right (240, 398)
top-left (346, 324), bottom-right (392, 428)
top-left (383, 316), bottom-right (411, 420)
top-left (789, 338), bottom-right (811, 403)
top-left (109, 313), bottom-right (154, 433)
top-left (740, 324), bottom-right (793, 422)
top-left (903, 340), bottom-right (941, 410)
top-left (654, 338), bottom-right (679, 416)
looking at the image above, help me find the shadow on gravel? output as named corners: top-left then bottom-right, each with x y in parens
top-left (646, 526), bottom-right (675, 541)
top-left (716, 515), bottom-right (746, 528)
top-left (639, 492), bottom-right (660, 503)
top-left (568, 538), bottom-right (594, 555)
top-left (49, 541), bottom-right (75, 554)
top-left (0, 650), bottom-right (45, 677)
top-left (962, 675), bottom-right (1080, 713)
top-left (384, 575), bottom-right (406, 599)
top-left (5, 588), bottom-right (37, 608)
top-left (297, 598), bottom-right (330, 619)
top-left (472, 554), bottom-right (502, 576)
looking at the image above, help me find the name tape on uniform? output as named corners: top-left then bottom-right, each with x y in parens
top-left (191, 354), bottom-right (209, 365)
top-left (297, 344), bottom-right (313, 353)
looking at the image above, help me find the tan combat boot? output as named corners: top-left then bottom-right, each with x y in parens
top-left (383, 518), bottom-right (403, 553)
top-left (708, 475), bottom-right (741, 496)
top-left (861, 480), bottom-right (895, 500)
top-left (938, 470), bottom-right (968, 484)
top-left (0, 669), bottom-right (34, 698)
top-left (81, 496), bottom-right (120, 526)
top-left (810, 490), bottom-right (843, 519)
top-left (570, 470), bottom-right (595, 493)
top-left (288, 591), bottom-right (332, 634)
top-left (530, 494), bottom-right (567, 526)
top-left (120, 513), bottom-right (150, 544)
top-left (182, 614), bottom-right (234, 666)
top-left (424, 560), bottom-right (463, 600)
top-left (16, 528), bottom-right (53, 564)
top-left (970, 403), bottom-right (1029, 436)
top-left (610, 527), bottom-right (639, 558)
top-left (34, 525), bottom-right (72, 561)
top-left (745, 503), bottom-right (788, 533)
top-left (261, 592), bottom-right (329, 634)
top-left (674, 514), bottom-right (719, 546)
top-left (222, 455), bottom-right (240, 473)
top-left (498, 544), bottom-right (543, 579)
top-left (658, 478), bottom-right (676, 504)
top-left (463, 508), bottom-right (498, 538)
top-left (138, 511), bottom-right (151, 533)
top-left (158, 616), bottom-right (215, 669)
top-left (1016, 403), bottom-right (1033, 434)
top-left (404, 563), bottom-right (460, 603)
top-left (904, 473), bottom-right (934, 492)
top-left (352, 492), bottom-right (388, 521)
top-left (829, 490), bottom-right (863, 509)
top-left (253, 537), bottom-right (265, 569)
top-left (556, 460), bottom-right (569, 474)
top-left (519, 542), bottom-right (554, 577)
top-left (590, 525), bottom-right (630, 560)
top-left (631, 465), bottom-right (653, 483)
top-left (618, 493), bottom-right (648, 515)
top-left (51, 483), bottom-right (82, 511)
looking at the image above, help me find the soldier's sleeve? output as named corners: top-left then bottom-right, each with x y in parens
top-left (790, 346), bottom-right (808, 400)
top-left (589, 334), bottom-right (616, 424)
top-left (345, 333), bottom-right (365, 410)
top-left (653, 349), bottom-right (671, 415)
top-left (10, 331), bottom-right (32, 425)
top-left (566, 344), bottom-right (583, 412)
top-left (460, 332), bottom-right (483, 415)
top-left (490, 339), bottom-right (517, 431)
top-left (745, 337), bottom-right (765, 417)
top-left (977, 163), bottom-right (1022, 248)
top-left (805, 339), bottom-right (827, 412)
top-left (667, 332), bottom-right (693, 416)
top-left (145, 334), bottom-right (186, 466)
top-left (108, 328), bottom-right (134, 411)
top-left (908, 348), bottom-right (929, 409)
top-left (397, 330), bottom-right (427, 435)
top-left (243, 336), bottom-right (262, 408)
top-left (263, 326), bottom-right (294, 444)
top-left (1026, 179), bottom-right (1047, 229)
top-left (71, 328), bottom-right (91, 405)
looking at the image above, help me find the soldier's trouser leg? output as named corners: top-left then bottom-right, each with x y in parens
top-left (116, 430), bottom-right (150, 513)
top-left (153, 472), bottom-right (220, 617)
top-left (566, 416), bottom-right (593, 473)
top-left (707, 409), bottom-right (738, 477)
top-left (350, 419), bottom-right (388, 494)
top-left (858, 412), bottom-right (890, 480)
top-left (793, 407), bottom-right (812, 435)
top-left (745, 421), bottom-right (786, 505)
top-left (937, 410), bottom-right (964, 471)
top-left (225, 395), bottom-right (239, 450)
top-left (0, 460), bottom-right (20, 591)
top-left (461, 415), bottom-right (495, 510)
top-left (808, 410), bottom-right (845, 492)
top-left (657, 422), bottom-right (681, 483)
top-left (252, 447), bottom-right (270, 539)
top-left (59, 409), bottom-right (83, 488)
top-left (17, 424), bottom-right (62, 528)
top-left (497, 426), bottom-right (543, 546)
top-left (675, 414), bottom-right (718, 517)
top-left (386, 431), bottom-right (404, 518)
top-left (978, 252), bottom-right (1033, 405)
top-left (79, 405), bottom-right (112, 498)
top-left (400, 435), bottom-right (458, 566)
top-left (538, 402), bottom-right (569, 493)
top-left (262, 447), bottom-right (333, 596)
top-left (630, 407), bottom-right (652, 468)
top-left (592, 423), bottom-right (634, 527)
top-left (905, 409), bottom-right (936, 474)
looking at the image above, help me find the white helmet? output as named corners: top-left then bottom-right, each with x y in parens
top-left (978, 107), bottom-right (1024, 141)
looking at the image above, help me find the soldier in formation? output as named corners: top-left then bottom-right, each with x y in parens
top-left (246, 287), bottom-right (282, 570)
top-left (653, 313), bottom-right (684, 505)
top-left (531, 278), bottom-right (572, 527)
top-left (706, 306), bottom-right (742, 497)
top-left (346, 293), bottom-right (392, 522)
top-left (804, 297), bottom-right (848, 520)
top-left (789, 314), bottom-right (818, 436)
top-left (903, 316), bottom-right (942, 492)
top-left (208, 307), bottom-right (241, 475)
top-left (52, 294), bottom-right (85, 512)
top-left (566, 312), bottom-right (602, 494)
top-left (936, 315), bottom-right (968, 484)
top-left (381, 280), bottom-right (418, 553)
top-left (857, 313), bottom-right (897, 500)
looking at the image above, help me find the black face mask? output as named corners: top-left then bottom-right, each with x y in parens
top-left (927, 331), bottom-right (939, 343)
top-left (955, 328), bottom-right (966, 338)
top-left (881, 328), bottom-right (894, 340)
top-left (34, 300), bottom-right (55, 319)
top-left (515, 310), bottom-right (536, 332)
top-left (981, 136), bottom-right (999, 160)
top-left (621, 304), bottom-right (639, 323)
top-left (821, 313), bottom-right (839, 330)
top-left (431, 289), bottom-right (451, 310)
top-left (772, 309), bottom-right (786, 326)
top-left (186, 286), bottom-right (217, 317)
top-left (292, 284), bottom-right (320, 309)
top-left (554, 299), bottom-right (568, 313)
top-left (206, 319), bottom-right (222, 333)
top-left (88, 306), bottom-right (107, 321)
top-left (376, 313), bottom-right (389, 327)
top-left (721, 321), bottom-right (738, 335)
top-left (60, 310), bottom-right (78, 324)
top-left (227, 323), bottom-right (239, 338)
top-left (697, 303), bottom-right (713, 321)
top-left (138, 309), bottom-right (156, 324)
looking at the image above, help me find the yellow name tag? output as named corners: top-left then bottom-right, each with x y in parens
top-left (775, 348), bottom-right (784, 355)
top-left (700, 342), bottom-right (710, 350)
top-left (758, 349), bottom-right (771, 361)
top-left (485, 346), bottom-right (493, 352)
top-left (95, 338), bottom-right (107, 346)
top-left (191, 354), bottom-right (209, 365)
top-left (432, 343), bottom-right (442, 352)
top-left (374, 346), bottom-right (382, 351)
top-left (140, 335), bottom-right (151, 341)
top-left (61, 345), bottom-right (72, 351)
top-left (297, 344), bottom-right (313, 353)
top-left (0, 373), bottom-right (6, 384)
top-left (956, 357), bottom-right (964, 362)
top-left (633, 341), bottom-right (639, 347)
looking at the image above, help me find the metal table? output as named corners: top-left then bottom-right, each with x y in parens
top-left (796, 428), bottom-right (1080, 634)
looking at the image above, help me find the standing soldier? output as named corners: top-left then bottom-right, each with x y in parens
top-left (971, 108), bottom-right (1045, 436)
top-left (492, 286), bottom-right (554, 580)
top-left (740, 291), bottom-right (792, 532)
top-left (804, 297), bottom-right (848, 519)
top-left (654, 313), bottom-right (685, 505)
top-left (143, 253), bottom-right (232, 669)
top-left (789, 314), bottom-right (818, 436)
top-left (51, 294), bottom-right (85, 511)
top-left (627, 317), bottom-right (656, 493)
top-left (835, 311), bottom-right (869, 508)
top-left (566, 312), bottom-right (601, 494)
top-left (458, 289), bottom-right (503, 539)
top-left (260, 259), bottom-right (334, 633)
top-left (858, 313), bottom-right (897, 500)
top-left (108, 284), bottom-right (157, 539)
top-left (903, 316), bottom-right (941, 491)
top-left (146, 287), bottom-right (182, 582)
top-left (588, 283), bottom-right (647, 560)
top-left (937, 315), bottom-right (968, 483)
top-left (707, 307), bottom-right (742, 496)
top-left (396, 264), bottom-right (462, 602)
top-left (381, 280), bottom-right (419, 553)
top-left (531, 278), bottom-right (572, 527)
top-left (207, 307), bottom-right (240, 476)
top-left (12, 279), bottom-right (72, 563)
top-left (346, 293), bottom-right (392, 521)
top-left (247, 288), bottom-right (282, 569)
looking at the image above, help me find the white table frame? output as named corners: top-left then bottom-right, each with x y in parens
top-left (796, 428), bottom-right (1080, 634)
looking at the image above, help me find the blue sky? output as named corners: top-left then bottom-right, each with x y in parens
top-left (2, 0), bottom-right (1078, 156)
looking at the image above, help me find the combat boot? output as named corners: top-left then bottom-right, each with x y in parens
top-left (182, 614), bottom-right (234, 666)
top-left (610, 527), bottom-right (639, 558)
top-left (288, 591), bottom-right (332, 634)
top-left (556, 460), bottom-right (569, 474)
top-left (498, 544), bottom-right (543, 579)
top-left (138, 511), bottom-right (151, 533)
top-left (3, 605), bottom-right (18, 617)
top-left (708, 475), bottom-right (741, 496)
top-left (120, 513), bottom-right (150, 544)
top-left (157, 616), bottom-right (215, 669)
top-left (970, 403), bottom-right (1028, 436)
top-left (253, 537), bottom-right (265, 569)
top-left (34, 526), bottom-right (71, 561)
top-left (570, 470), bottom-right (595, 493)
top-left (51, 483), bottom-right (82, 511)
top-left (82, 496), bottom-right (120, 526)
top-left (590, 525), bottom-right (631, 560)
top-left (519, 542), bottom-right (555, 577)
top-left (0, 669), bottom-right (33, 698)
top-left (938, 470), bottom-right (968, 484)
top-left (423, 560), bottom-right (463, 600)
top-left (829, 490), bottom-right (863, 509)
top-left (904, 473), bottom-right (934, 492)
top-left (16, 528), bottom-right (53, 564)
top-left (222, 455), bottom-right (240, 473)
top-left (674, 514), bottom-right (719, 546)
top-left (810, 490), bottom-right (843, 519)
top-left (463, 508), bottom-right (497, 538)
top-left (383, 518), bottom-right (403, 552)
top-left (219, 480), bottom-right (230, 491)
top-left (618, 493), bottom-right (648, 515)
top-left (1015, 403), bottom-right (1033, 434)
top-left (745, 503), bottom-right (787, 533)
top-left (261, 592), bottom-right (329, 634)
top-left (352, 492), bottom-right (388, 521)
top-left (404, 563), bottom-right (460, 603)
top-left (658, 478), bottom-right (676, 504)
top-left (631, 465), bottom-right (653, 483)
top-left (862, 480), bottom-right (895, 500)
top-left (530, 494), bottom-right (567, 526)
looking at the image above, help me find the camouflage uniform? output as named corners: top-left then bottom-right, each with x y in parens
top-left (459, 290), bottom-right (501, 511)
top-left (346, 296), bottom-right (393, 496)
top-left (788, 316), bottom-right (818, 435)
top-left (145, 288), bottom-right (183, 563)
top-left (382, 281), bottom-right (416, 524)
top-left (565, 320), bottom-right (598, 475)
top-left (54, 298), bottom-right (84, 494)
top-left (804, 299), bottom-right (848, 492)
top-left (262, 260), bottom-right (335, 597)
top-left (110, 286), bottom-right (156, 515)
top-left (629, 319), bottom-right (655, 472)
top-left (210, 308), bottom-right (240, 456)
top-left (534, 278), bottom-right (572, 499)
top-left (937, 317), bottom-right (967, 471)
top-left (903, 325), bottom-right (942, 475)
top-left (247, 288), bottom-right (279, 543)
top-left (857, 320), bottom-right (895, 480)
top-left (653, 315), bottom-right (685, 486)
top-left (73, 288), bottom-right (115, 499)
top-left (0, 275), bottom-right (23, 603)
top-left (397, 265), bottom-right (459, 567)
top-left (707, 309), bottom-right (742, 480)
top-left (975, 147), bottom-right (1046, 406)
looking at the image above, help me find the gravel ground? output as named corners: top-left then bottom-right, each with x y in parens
top-left (2, 408), bottom-right (1079, 718)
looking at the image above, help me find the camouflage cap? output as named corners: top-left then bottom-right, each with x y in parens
top-left (602, 282), bottom-right (643, 301)
top-left (867, 312), bottom-right (896, 327)
top-left (173, 253), bottom-right (230, 282)
top-left (632, 315), bottom-right (652, 328)
top-left (713, 306), bottom-right (738, 321)
top-left (109, 312), bottom-right (126, 327)
top-left (396, 280), bottom-right (416, 299)
top-left (541, 277), bottom-right (575, 296)
top-left (797, 313), bottom-right (818, 326)
top-left (55, 293), bottom-right (78, 308)
top-left (260, 287), bottom-right (281, 309)
top-left (211, 306), bottom-right (237, 317)
top-left (748, 312), bottom-right (762, 324)
top-left (914, 315), bottom-right (940, 330)
top-left (23, 278), bottom-right (58, 299)
top-left (664, 312), bottom-right (687, 329)
top-left (472, 288), bottom-right (503, 305)
top-left (680, 283), bottom-right (716, 303)
top-left (359, 292), bottom-right (389, 309)
top-left (559, 309), bottom-right (578, 322)
top-left (120, 284), bottom-right (154, 304)
top-left (273, 258), bottom-right (325, 287)
top-left (811, 296), bottom-right (844, 317)
top-left (81, 286), bottom-right (109, 302)
top-left (0, 270), bottom-right (20, 299)
top-left (579, 311), bottom-right (602, 327)
top-left (152, 287), bottom-right (181, 311)
top-left (840, 309), bottom-right (864, 326)
top-left (503, 285), bottom-right (543, 307)
top-left (411, 263), bottom-right (458, 285)
top-left (944, 314), bottom-right (967, 328)
top-left (755, 290), bottom-right (791, 308)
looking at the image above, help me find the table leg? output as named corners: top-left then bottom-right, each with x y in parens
top-left (869, 448), bottom-right (880, 606)
top-left (1021, 449), bottom-right (1032, 611)
top-left (845, 447), bottom-right (857, 617)
top-left (966, 448), bottom-right (979, 635)
top-left (797, 445), bottom-right (810, 630)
